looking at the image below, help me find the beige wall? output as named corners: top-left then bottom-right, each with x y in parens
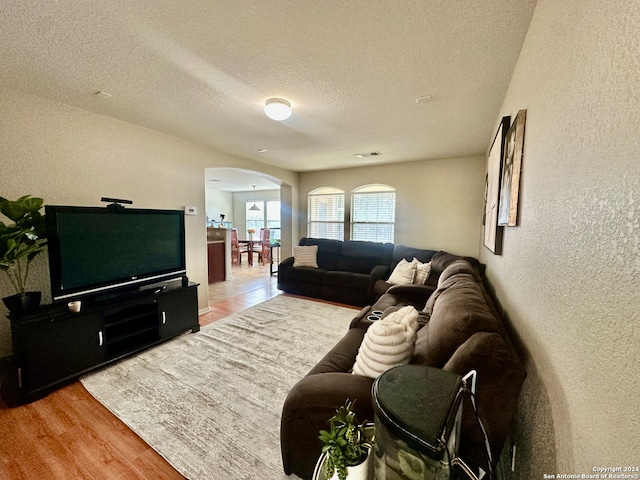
top-left (299, 155), bottom-right (485, 256)
top-left (232, 188), bottom-right (281, 235)
top-left (3, 2), bottom-right (638, 471)
top-left (480, 0), bottom-right (640, 476)
top-left (0, 87), bottom-right (298, 357)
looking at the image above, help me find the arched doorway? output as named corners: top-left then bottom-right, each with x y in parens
top-left (204, 168), bottom-right (293, 299)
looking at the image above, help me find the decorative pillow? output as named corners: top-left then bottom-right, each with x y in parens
top-left (387, 258), bottom-right (417, 285)
top-left (352, 306), bottom-right (419, 379)
top-left (414, 259), bottom-right (432, 285)
top-left (293, 245), bottom-right (319, 268)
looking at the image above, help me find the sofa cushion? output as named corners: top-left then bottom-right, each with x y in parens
top-left (442, 331), bottom-right (525, 471)
top-left (390, 245), bottom-right (437, 272)
top-left (323, 270), bottom-right (370, 289)
top-left (293, 245), bottom-right (319, 268)
top-left (413, 264), bottom-right (502, 368)
top-left (280, 371), bottom-right (375, 480)
top-left (352, 306), bottom-right (419, 378)
top-left (321, 283), bottom-right (370, 308)
top-left (337, 240), bottom-right (393, 274)
top-left (428, 251), bottom-right (484, 287)
top-left (437, 258), bottom-right (482, 286)
top-left (299, 237), bottom-right (343, 270)
top-left (279, 264), bottom-right (326, 285)
top-left (388, 258), bottom-right (417, 285)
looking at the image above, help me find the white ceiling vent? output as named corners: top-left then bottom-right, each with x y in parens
top-left (94, 90), bottom-right (112, 99)
top-left (353, 151), bottom-right (382, 159)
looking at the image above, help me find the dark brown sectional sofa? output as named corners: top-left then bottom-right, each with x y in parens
top-left (280, 255), bottom-right (525, 480)
top-left (277, 237), bottom-right (483, 309)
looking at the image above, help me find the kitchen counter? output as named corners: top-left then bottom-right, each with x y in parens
top-left (206, 228), bottom-right (232, 282)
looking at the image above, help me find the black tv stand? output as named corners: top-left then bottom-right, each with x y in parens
top-left (141, 283), bottom-right (167, 295)
top-left (1, 281), bottom-right (199, 406)
top-left (91, 283), bottom-right (168, 304)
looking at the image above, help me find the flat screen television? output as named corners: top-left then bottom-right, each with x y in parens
top-left (45, 205), bottom-right (186, 302)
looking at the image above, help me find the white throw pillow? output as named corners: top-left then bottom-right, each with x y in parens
top-left (414, 259), bottom-right (432, 285)
top-left (293, 245), bottom-right (319, 268)
top-left (387, 258), bottom-right (417, 285)
top-left (352, 306), bottom-right (419, 379)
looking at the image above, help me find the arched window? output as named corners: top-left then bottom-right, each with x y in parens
top-left (307, 187), bottom-right (345, 240)
top-left (350, 184), bottom-right (395, 242)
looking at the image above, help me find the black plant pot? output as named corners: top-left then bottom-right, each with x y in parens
top-left (2, 292), bottom-right (42, 315)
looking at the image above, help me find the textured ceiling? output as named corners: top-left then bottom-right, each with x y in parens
top-left (1, 0), bottom-right (537, 173)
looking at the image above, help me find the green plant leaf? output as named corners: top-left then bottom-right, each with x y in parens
top-left (318, 399), bottom-right (370, 480)
top-left (0, 195), bottom-right (43, 223)
top-left (0, 195), bottom-right (47, 296)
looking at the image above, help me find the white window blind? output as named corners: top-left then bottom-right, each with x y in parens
top-left (266, 201), bottom-right (281, 241)
top-left (308, 187), bottom-right (344, 240)
top-left (351, 184), bottom-right (395, 242)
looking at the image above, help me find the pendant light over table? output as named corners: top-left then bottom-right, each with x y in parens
top-left (249, 185), bottom-right (261, 211)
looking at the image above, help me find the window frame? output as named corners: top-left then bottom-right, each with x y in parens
top-left (245, 200), bottom-right (281, 241)
top-left (350, 184), bottom-right (396, 243)
top-left (307, 187), bottom-right (345, 240)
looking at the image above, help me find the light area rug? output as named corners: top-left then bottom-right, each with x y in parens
top-left (80, 295), bottom-right (357, 480)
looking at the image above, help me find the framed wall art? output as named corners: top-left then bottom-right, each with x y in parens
top-left (498, 109), bottom-right (527, 226)
top-left (483, 115), bottom-right (510, 254)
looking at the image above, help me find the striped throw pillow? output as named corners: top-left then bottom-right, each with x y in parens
top-left (293, 245), bottom-right (319, 268)
top-left (352, 306), bottom-right (419, 378)
top-left (414, 260), bottom-right (432, 285)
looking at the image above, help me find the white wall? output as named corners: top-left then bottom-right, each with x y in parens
top-left (299, 156), bottom-right (485, 256)
top-left (206, 187), bottom-right (283, 232)
top-left (479, 0), bottom-right (640, 476)
top-left (0, 88), bottom-right (298, 357)
top-left (205, 189), bottom-right (233, 226)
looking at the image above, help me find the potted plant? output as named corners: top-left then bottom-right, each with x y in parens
top-left (0, 195), bottom-right (48, 314)
top-left (318, 400), bottom-right (373, 480)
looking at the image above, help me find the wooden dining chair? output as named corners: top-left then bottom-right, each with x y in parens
top-left (230, 228), bottom-right (241, 265)
top-left (231, 228), bottom-right (250, 264)
top-left (257, 228), bottom-right (271, 265)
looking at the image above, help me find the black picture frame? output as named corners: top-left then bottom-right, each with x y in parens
top-left (483, 115), bottom-right (510, 254)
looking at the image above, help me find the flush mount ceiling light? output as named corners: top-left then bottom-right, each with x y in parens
top-left (264, 98), bottom-right (292, 121)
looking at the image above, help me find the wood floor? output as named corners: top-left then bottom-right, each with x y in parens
top-left (0, 264), bottom-right (282, 480)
